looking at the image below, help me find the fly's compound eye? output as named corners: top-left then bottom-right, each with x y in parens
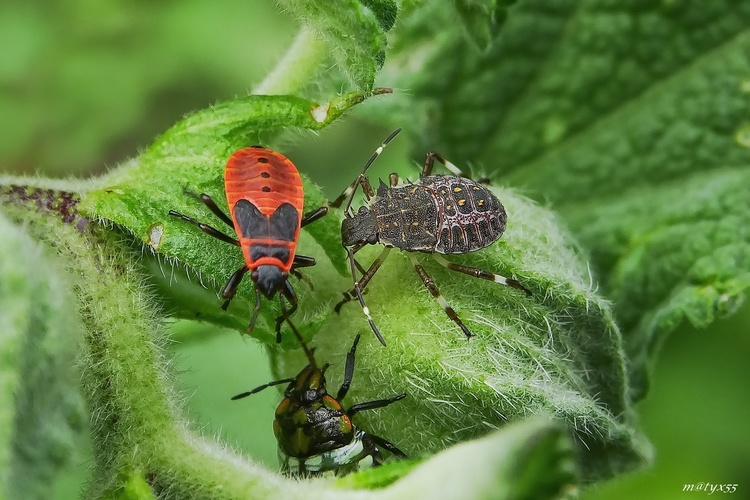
top-left (251, 270), bottom-right (260, 281)
top-left (358, 206), bottom-right (368, 214)
top-left (367, 234), bottom-right (378, 245)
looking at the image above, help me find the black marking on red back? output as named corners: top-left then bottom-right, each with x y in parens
top-left (234, 200), bottom-right (299, 241)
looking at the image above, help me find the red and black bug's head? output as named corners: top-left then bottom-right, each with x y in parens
top-left (341, 206), bottom-right (379, 247)
top-left (251, 266), bottom-right (287, 299)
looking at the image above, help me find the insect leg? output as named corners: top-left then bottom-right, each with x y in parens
top-left (275, 281), bottom-right (298, 343)
top-left (198, 193), bottom-right (234, 227)
top-left (368, 434), bottom-right (407, 458)
top-left (292, 255), bottom-right (316, 268)
top-left (231, 377), bottom-right (295, 400)
top-left (410, 255), bottom-right (473, 339)
top-left (247, 287), bottom-right (262, 333)
top-left (421, 151), bottom-right (468, 178)
top-left (421, 152), bottom-right (489, 182)
top-left (347, 247), bottom-right (388, 346)
top-left (347, 393), bottom-right (406, 417)
top-left (432, 254), bottom-right (531, 296)
top-left (301, 206), bottom-right (328, 227)
top-left (336, 334), bottom-right (361, 401)
top-left (168, 210), bottom-right (240, 246)
top-left (220, 265), bottom-right (249, 310)
top-left (335, 247), bottom-right (391, 313)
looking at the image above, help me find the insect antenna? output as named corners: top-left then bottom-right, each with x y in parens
top-left (341, 128), bottom-right (402, 214)
top-left (285, 317), bottom-right (317, 367)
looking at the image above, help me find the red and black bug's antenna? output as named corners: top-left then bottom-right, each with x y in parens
top-left (285, 317), bottom-right (317, 368)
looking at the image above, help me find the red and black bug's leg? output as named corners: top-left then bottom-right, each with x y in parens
top-left (167, 210), bottom-right (240, 246)
top-left (409, 255), bottom-right (473, 339)
top-left (198, 193), bottom-right (234, 227)
top-left (431, 254), bottom-right (531, 297)
top-left (347, 393), bottom-right (407, 417)
top-left (220, 265), bottom-right (250, 310)
top-left (346, 247), bottom-right (388, 346)
top-left (368, 434), bottom-right (407, 458)
top-left (292, 255), bottom-right (316, 269)
top-left (334, 247), bottom-right (391, 313)
top-left (300, 206), bottom-right (328, 227)
top-left (231, 377), bottom-right (295, 400)
top-left (336, 334), bottom-right (361, 401)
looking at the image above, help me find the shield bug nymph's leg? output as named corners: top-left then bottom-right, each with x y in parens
top-left (168, 210), bottom-right (240, 246)
top-left (220, 265), bottom-right (250, 310)
top-left (421, 151), bottom-right (467, 178)
top-left (335, 247), bottom-right (392, 313)
top-left (347, 247), bottom-right (388, 346)
top-left (409, 255), bottom-right (473, 339)
top-left (336, 334), bottom-right (361, 401)
top-left (300, 206), bottom-right (328, 227)
top-left (432, 254), bottom-right (531, 296)
top-left (198, 193), bottom-right (234, 228)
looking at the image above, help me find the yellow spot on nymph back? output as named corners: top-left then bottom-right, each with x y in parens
top-left (453, 187), bottom-right (462, 192)
top-left (478, 199), bottom-right (484, 206)
top-left (393, 221), bottom-right (399, 227)
top-left (412, 221), bottom-right (419, 226)
top-left (473, 186), bottom-right (480, 191)
top-left (458, 199), bottom-right (466, 206)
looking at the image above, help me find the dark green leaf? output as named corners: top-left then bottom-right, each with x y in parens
top-left (375, 0), bottom-right (750, 403)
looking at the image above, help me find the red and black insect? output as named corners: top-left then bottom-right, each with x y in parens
top-left (232, 332), bottom-right (406, 477)
top-left (168, 146), bottom-right (327, 341)
top-left (331, 129), bottom-right (531, 345)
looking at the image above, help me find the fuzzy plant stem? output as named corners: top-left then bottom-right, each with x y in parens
top-left (0, 186), bottom-right (371, 499)
top-left (253, 26), bottom-right (327, 95)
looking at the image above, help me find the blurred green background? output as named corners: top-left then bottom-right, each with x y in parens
top-left (1, 1), bottom-right (747, 498)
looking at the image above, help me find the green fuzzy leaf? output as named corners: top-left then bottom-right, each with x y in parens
top-left (0, 212), bottom-right (84, 500)
top-left (339, 418), bottom-right (576, 499)
top-left (81, 91), bottom-right (383, 345)
top-left (565, 167), bottom-right (750, 401)
top-left (273, 186), bottom-right (649, 482)
top-left (375, 0), bottom-right (750, 402)
top-left (277, 0), bottom-right (396, 90)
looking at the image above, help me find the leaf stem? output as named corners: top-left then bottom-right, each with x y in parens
top-left (253, 26), bottom-right (327, 95)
